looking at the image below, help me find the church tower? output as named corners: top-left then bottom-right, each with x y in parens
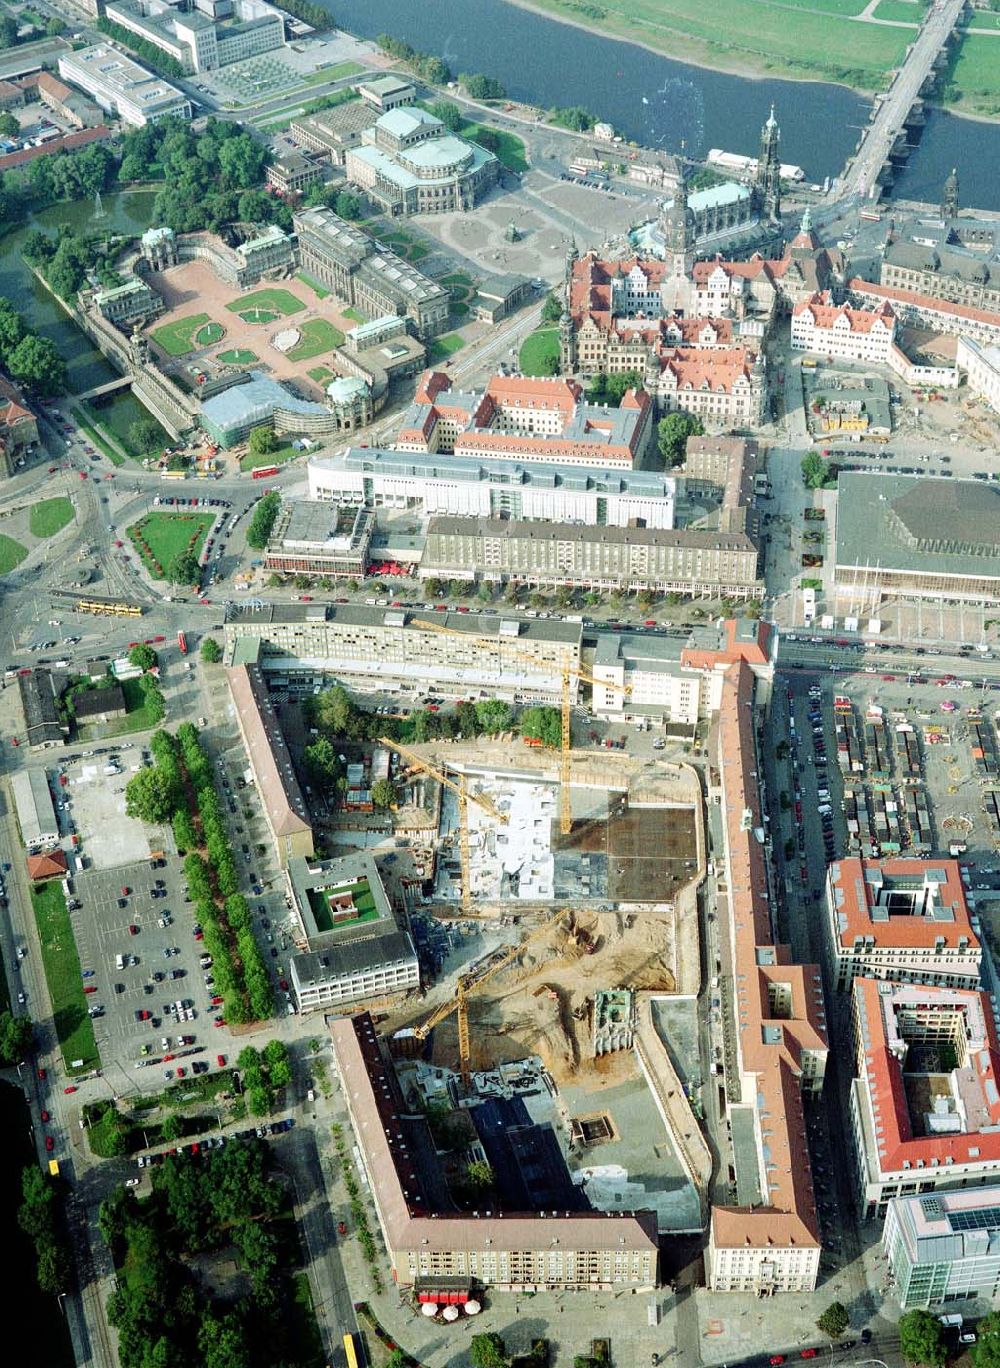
top-left (658, 175), bottom-right (696, 315)
top-left (559, 240), bottom-right (578, 373)
top-left (941, 167), bottom-right (959, 221)
top-left (755, 105), bottom-right (781, 223)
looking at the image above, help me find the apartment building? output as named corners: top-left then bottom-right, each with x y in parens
top-left (790, 291), bottom-right (896, 363)
top-left (849, 277), bottom-right (1000, 348)
top-left (227, 663), bottom-right (313, 869)
top-left (707, 659), bottom-right (828, 1294)
top-left (293, 206), bottom-right (449, 339)
top-left (287, 854), bottom-right (418, 1013)
top-left (824, 858), bottom-right (982, 992)
top-left (330, 1012), bottom-right (659, 1291)
top-left (957, 336), bottom-right (1000, 415)
top-left (883, 1185), bottom-right (1000, 1309)
top-left (419, 516), bottom-right (764, 600)
top-left (850, 978), bottom-right (1000, 1219)
top-left (224, 603), bottom-right (582, 704)
top-left (104, 0), bottom-right (284, 74)
top-left (392, 371), bottom-right (654, 469)
top-left (306, 446), bottom-right (677, 529)
top-left (59, 45), bottom-right (192, 127)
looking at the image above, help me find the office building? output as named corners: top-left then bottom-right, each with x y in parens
top-left (790, 291), bottom-right (895, 363)
top-left (419, 516), bottom-right (764, 600)
top-left (824, 857), bottom-right (981, 993)
top-left (223, 603), bottom-right (582, 704)
top-left (881, 233), bottom-right (1000, 316)
top-left (293, 206), bottom-right (449, 339)
top-left (265, 151), bottom-right (323, 197)
top-left (58, 45), bottom-right (192, 127)
top-left (24, 70), bottom-right (102, 127)
top-left (11, 769), bottom-right (58, 847)
top-left (345, 106), bottom-right (500, 218)
top-left (393, 371), bottom-right (654, 469)
top-left (287, 854), bottom-right (419, 1013)
top-left (835, 473), bottom-right (1000, 611)
top-left (850, 978), bottom-right (1000, 1219)
top-left (883, 1186), bottom-right (1000, 1309)
top-left (104, 0), bottom-right (285, 74)
top-left (264, 502), bottom-right (375, 579)
top-left (331, 1012), bottom-right (660, 1290)
top-left (307, 446), bottom-right (677, 529)
top-left (227, 663), bottom-right (313, 868)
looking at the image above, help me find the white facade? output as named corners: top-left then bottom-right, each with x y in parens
top-left (957, 335), bottom-right (1000, 415)
top-left (708, 1234), bottom-right (821, 1296)
top-left (590, 634), bottom-right (725, 723)
top-left (791, 297), bottom-right (895, 363)
top-left (59, 45), bottom-right (191, 126)
top-left (306, 450), bottom-right (676, 530)
top-left (290, 943), bottom-right (419, 1013)
top-left (884, 1186), bottom-right (1000, 1309)
top-left (104, 0), bottom-right (284, 73)
top-left (11, 769), bottom-right (58, 848)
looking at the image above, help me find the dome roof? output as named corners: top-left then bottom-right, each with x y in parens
top-left (326, 375), bottom-right (368, 403)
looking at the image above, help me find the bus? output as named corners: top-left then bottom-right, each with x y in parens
top-left (251, 464), bottom-right (279, 480)
top-left (859, 208), bottom-right (882, 222)
top-left (177, 630), bottom-right (188, 656)
top-left (343, 1333), bottom-right (362, 1368)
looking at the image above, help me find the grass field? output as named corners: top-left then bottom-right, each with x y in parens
top-left (195, 321), bottom-right (225, 346)
top-left (31, 880), bottom-right (99, 1073)
top-left (239, 441), bottom-right (298, 473)
top-left (442, 271), bottom-right (478, 319)
top-left (375, 227), bottom-right (431, 262)
top-left (127, 510), bottom-right (214, 578)
top-left (30, 497), bottom-right (74, 539)
top-left (106, 675), bottom-right (165, 736)
top-left (871, 0), bottom-right (922, 22)
top-left (524, 0), bottom-right (911, 88)
top-left (225, 287), bottom-right (305, 318)
top-left (296, 270), bottom-right (330, 300)
top-left (464, 122), bottom-right (529, 173)
top-left (343, 307), bottom-right (365, 324)
top-left (518, 326), bottom-right (560, 376)
top-left (285, 317), bottom-right (345, 362)
top-left (307, 364), bottom-right (335, 383)
top-left (217, 348), bottom-right (258, 365)
top-left (428, 332), bottom-right (467, 364)
top-left (942, 32), bottom-right (1000, 116)
top-left (151, 313), bottom-right (216, 357)
top-left (0, 533), bottom-right (27, 572)
top-left (303, 59), bottom-right (362, 85)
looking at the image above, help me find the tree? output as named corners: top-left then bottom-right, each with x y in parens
top-left (45, 15), bottom-right (64, 36)
top-left (127, 417), bottom-right (162, 455)
top-left (428, 99), bottom-right (464, 132)
top-left (898, 1309), bottom-right (946, 1367)
top-left (124, 766), bottom-right (181, 824)
top-left (314, 684), bottom-right (354, 735)
top-left (370, 777), bottom-right (396, 810)
top-left (0, 15), bottom-right (18, 47)
top-left (973, 1312), bottom-right (1000, 1368)
top-left (475, 699), bottom-right (512, 733)
top-left (465, 1159), bottom-right (495, 1191)
top-left (656, 412), bottom-right (704, 467)
top-left (0, 111), bottom-right (17, 139)
top-left (128, 643), bottom-right (157, 671)
top-left (246, 491), bottom-right (280, 550)
top-left (520, 705), bottom-right (562, 747)
top-left (263, 1038), bottom-right (291, 1089)
top-left (304, 735), bottom-right (343, 788)
top-left (470, 1333), bottom-right (508, 1368)
top-left (168, 548), bottom-right (201, 585)
top-left (801, 451), bottom-right (828, 489)
top-left (816, 1302), bottom-right (849, 1339)
top-left (7, 334), bottom-right (65, 395)
top-left (550, 105), bottom-right (596, 131)
top-left (0, 1009), bottom-right (32, 1064)
top-left (248, 426), bottom-right (277, 458)
top-left (160, 1113), bottom-right (183, 1142)
top-left (541, 292), bottom-right (562, 323)
top-left (461, 73), bottom-right (506, 100)
top-left (334, 190), bottom-right (363, 220)
top-left (200, 637), bottom-right (222, 664)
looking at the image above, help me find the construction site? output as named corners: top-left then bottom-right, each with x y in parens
top-left (375, 739), bottom-right (710, 1233)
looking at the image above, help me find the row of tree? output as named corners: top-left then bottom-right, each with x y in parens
top-left (18, 1167), bottom-right (73, 1298)
top-left (101, 1142), bottom-right (302, 1368)
top-left (96, 15), bottom-right (185, 78)
top-left (235, 1042), bottom-right (291, 1117)
top-left (0, 12), bottom-right (63, 49)
top-left (0, 1007), bottom-right (32, 1065)
top-left (246, 491), bottom-right (281, 551)
top-left (0, 297), bottom-right (66, 396)
top-left (375, 33), bottom-right (451, 84)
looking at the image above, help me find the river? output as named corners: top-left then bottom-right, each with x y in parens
top-left (327, 0), bottom-right (1000, 210)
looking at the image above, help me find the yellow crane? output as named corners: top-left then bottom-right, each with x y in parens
top-left (410, 618), bottom-right (631, 835)
top-left (379, 736), bottom-right (508, 914)
top-left (413, 908), bottom-right (569, 1084)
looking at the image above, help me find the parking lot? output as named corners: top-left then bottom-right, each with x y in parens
top-left (61, 748), bottom-right (152, 869)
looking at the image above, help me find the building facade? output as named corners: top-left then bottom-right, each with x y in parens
top-left (293, 206), bottom-right (449, 339)
top-left (824, 858), bottom-right (981, 993)
top-left (104, 0), bottom-right (285, 74)
top-left (791, 291), bottom-right (895, 363)
top-left (883, 1186), bottom-right (1000, 1309)
top-left (264, 502), bottom-right (375, 579)
top-left (881, 237), bottom-right (1000, 316)
top-left (849, 277), bottom-right (1000, 348)
top-left (957, 336), bottom-right (1000, 415)
top-left (420, 515), bottom-right (764, 600)
top-left (58, 45), bottom-right (192, 126)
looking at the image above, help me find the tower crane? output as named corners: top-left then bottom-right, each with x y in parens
top-left (379, 736), bottom-right (508, 914)
top-left (410, 618), bottom-right (631, 835)
top-left (412, 908), bottom-right (569, 1084)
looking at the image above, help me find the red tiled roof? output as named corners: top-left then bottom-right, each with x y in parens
top-left (793, 290), bottom-right (894, 334)
top-left (828, 856), bottom-right (978, 951)
top-left (657, 346), bottom-right (757, 393)
top-left (26, 848), bottom-right (67, 880)
top-left (0, 124), bottom-right (112, 172)
top-left (849, 276), bottom-right (1000, 330)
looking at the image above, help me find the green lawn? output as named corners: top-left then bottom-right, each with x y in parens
top-left (217, 348), bottom-right (258, 365)
top-left (968, 9), bottom-right (1000, 28)
top-left (296, 270), bottom-right (330, 300)
top-left (105, 675), bottom-right (166, 736)
top-left (464, 122), bottom-right (529, 173)
top-left (225, 287), bottom-right (305, 318)
top-left (343, 307), bottom-right (366, 324)
top-left (77, 405), bottom-right (127, 466)
top-left (942, 32), bottom-right (1000, 116)
top-left (307, 365), bottom-right (335, 383)
top-left (30, 497), bottom-right (75, 539)
top-left (428, 332), bottom-right (467, 364)
top-left (285, 317), bottom-right (345, 362)
top-left (31, 880), bottom-right (99, 1073)
top-left (195, 321), bottom-right (225, 346)
top-left (127, 510), bottom-right (215, 579)
top-left (376, 227), bottom-right (431, 262)
top-left (151, 313), bottom-right (216, 358)
top-left (239, 441), bottom-right (298, 473)
top-left (303, 59), bottom-right (363, 84)
top-left (0, 533), bottom-right (27, 572)
top-left (871, 0), bottom-right (921, 21)
top-left (518, 326), bottom-right (560, 376)
top-left (288, 1273), bottom-right (326, 1368)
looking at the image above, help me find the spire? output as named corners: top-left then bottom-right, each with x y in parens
top-left (766, 103), bottom-right (777, 130)
top-left (800, 205), bottom-right (812, 235)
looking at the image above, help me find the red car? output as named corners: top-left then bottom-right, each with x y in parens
top-left (128, 924), bottom-right (139, 935)
top-left (644, 619), bottom-right (656, 627)
top-left (337, 1220), bottom-right (347, 1235)
top-left (162, 1053), bottom-right (175, 1063)
top-left (216, 1054), bottom-right (226, 1067)
top-left (153, 635), bottom-right (165, 643)
top-left (45, 1136), bottom-right (54, 1153)
top-left (801, 1353), bottom-right (817, 1361)
top-left (63, 1086), bottom-right (77, 1095)
top-left (37, 1067), bottom-right (46, 1081)
top-left (48, 465), bottom-right (57, 473)
top-left (121, 886), bottom-right (130, 896)
top-left (279, 979), bottom-right (288, 992)
top-left (300, 595), bottom-right (312, 602)
top-left (769, 1359), bottom-right (785, 1366)
top-left (199, 597), bottom-right (209, 605)
top-left (211, 995), bottom-right (223, 1006)
top-left (176, 1067), bottom-right (186, 1079)
top-left (139, 1010), bottom-right (151, 1021)
top-left (41, 1110), bottom-right (50, 1123)
top-left (78, 471), bottom-right (87, 480)
top-left (194, 931), bottom-right (204, 941)
top-left (114, 539), bottom-right (123, 548)
top-left (213, 1018), bottom-right (226, 1028)
top-left (83, 985), bottom-right (97, 995)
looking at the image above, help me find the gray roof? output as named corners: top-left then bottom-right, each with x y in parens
top-left (290, 930), bottom-right (416, 988)
top-left (224, 600), bottom-right (583, 645)
top-left (287, 852), bottom-right (395, 945)
top-left (885, 238), bottom-right (997, 285)
top-left (426, 514), bottom-right (756, 553)
top-left (71, 683), bottom-right (126, 718)
top-left (18, 670), bottom-right (64, 746)
top-left (200, 372), bottom-right (329, 430)
top-left (836, 473), bottom-right (1000, 579)
top-left (594, 632), bottom-right (685, 673)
